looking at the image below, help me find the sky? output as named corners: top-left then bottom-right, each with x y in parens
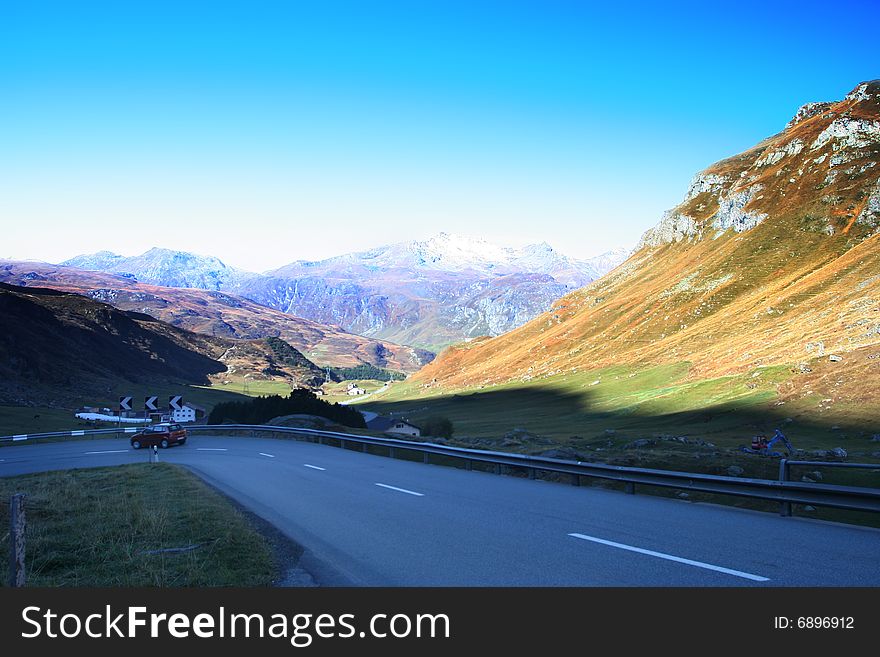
top-left (1, 0), bottom-right (878, 272)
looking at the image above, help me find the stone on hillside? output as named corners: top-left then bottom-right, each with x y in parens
top-left (502, 427), bottom-right (547, 445)
top-left (801, 475), bottom-right (816, 483)
top-left (726, 466), bottom-right (745, 477)
top-left (625, 438), bottom-right (656, 449)
top-left (831, 447), bottom-right (847, 458)
top-left (803, 505), bottom-right (816, 512)
top-left (829, 354), bottom-right (843, 362)
top-left (810, 471), bottom-right (823, 481)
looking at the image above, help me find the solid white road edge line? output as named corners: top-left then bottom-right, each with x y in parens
top-left (196, 448), bottom-right (228, 451)
top-left (259, 453), bottom-right (275, 458)
top-left (303, 464), bottom-right (326, 471)
top-left (568, 533), bottom-right (769, 582)
top-left (84, 450), bottom-right (129, 455)
top-left (375, 483), bottom-right (424, 497)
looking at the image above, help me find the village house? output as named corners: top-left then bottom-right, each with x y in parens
top-left (366, 416), bottom-right (421, 438)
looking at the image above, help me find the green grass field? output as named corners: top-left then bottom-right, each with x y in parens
top-left (0, 380), bottom-right (272, 437)
top-left (0, 406), bottom-right (93, 436)
top-left (0, 464), bottom-right (277, 586)
top-left (321, 379), bottom-right (387, 404)
top-left (364, 362), bottom-right (880, 459)
top-left (199, 377), bottom-right (293, 397)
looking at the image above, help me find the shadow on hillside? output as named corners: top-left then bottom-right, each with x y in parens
top-left (365, 384), bottom-right (875, 448)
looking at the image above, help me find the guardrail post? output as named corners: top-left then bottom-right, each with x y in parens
top-left (341, 439), bottom-right (347, 450)
top-left (528, 468), bottom-right (536, 480)
top-left (625, 482), bottom-right (635, 495)
top-left (423, 453), bottom-right (429, 464)
top-left (362, 443), bottom-right (369, 453)
top-left (494, 463), bottom-right (501, 475)
top-left (9, 493), bottom-right (26, 587)
top-left (389, 447), bottom-right (396, 459)
top-left (571, 474), bottom-right (580, 487)
top-left (778, 459), bottom-right (791, 517)
top-left (465, 460), bottom-right (472, 471)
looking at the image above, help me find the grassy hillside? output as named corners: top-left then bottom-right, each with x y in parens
top-left (0, 284), bottom-right (328, 420)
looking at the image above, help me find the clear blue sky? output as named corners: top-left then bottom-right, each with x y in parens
top-left (2, 0), bottom-right (877, 271)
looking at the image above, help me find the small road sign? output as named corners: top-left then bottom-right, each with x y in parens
top-left (169, 395), bottom-right (183, 411)
top-left (119, 396), bottom-right (133, 411)
top-left (145, 396), bottom-right (159, 411)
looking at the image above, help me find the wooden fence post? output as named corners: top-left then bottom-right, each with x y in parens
top-left (9, 493), bottom-right (26, 587)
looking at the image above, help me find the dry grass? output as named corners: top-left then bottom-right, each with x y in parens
top-left (0, 464), bottom-right (275, 586)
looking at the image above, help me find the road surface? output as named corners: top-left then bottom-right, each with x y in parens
top-left (2, 435), bottom-right (878, 586)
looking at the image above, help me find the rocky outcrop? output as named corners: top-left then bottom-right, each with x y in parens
top-left (857, 178), bottom-right (880, 229)
top-left (785, 102), bottom-right (833, 129)
top-left (637, 211), bottom-right (700, 248)
top-left (711, 185), bottom-right (768, 233)
top-left (810, 117), bottom-right (880, 151)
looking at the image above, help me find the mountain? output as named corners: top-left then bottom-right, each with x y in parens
top-left (266, 232), bottom-right (621, 285)
top-left (392, 81), bottom-right (880, 432)
top-left (62, 236), bottom-right (629, 352)
top-left (235, 234), bottom-right (630, 350)
top-left (0, 283), bottom-right (327, 406)
top-left (63, 247), bottom-right (254, 291)
top-left (0, 262), bottom-right (433, 373)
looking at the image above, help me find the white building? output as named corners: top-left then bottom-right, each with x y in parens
top-left (346, 383), bottom-right (367, 396)
top-left (366, 416), bottom-right (421, 437)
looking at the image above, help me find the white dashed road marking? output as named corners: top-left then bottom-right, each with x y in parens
top-left (197, 448), bottom-right (228, 452)
top-left (303, 464), bottom-right (326, 471)
top-left (568, 533), bottom-right (769, 582)
top-left (85, 450), bottom-right (128, 455)
top-left (259, 453), bottom-right (275, 458)
top-left (375, 483), bottom-right (424, 497)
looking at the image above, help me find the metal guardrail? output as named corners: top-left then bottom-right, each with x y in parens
top-left (3, 424), bottom-right (880, 516)
top-left (0, 427), bottom-right (140, 442)
top-left (776, 459), bottom-right (880, 516)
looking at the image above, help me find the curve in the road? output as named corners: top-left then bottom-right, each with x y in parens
top-left (2, 434), bottom-right (879, 586)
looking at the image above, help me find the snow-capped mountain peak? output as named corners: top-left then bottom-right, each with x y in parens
top-left (409, 232), bottom-right (518, 272)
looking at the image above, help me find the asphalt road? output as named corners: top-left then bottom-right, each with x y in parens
top-left (2, 435), bottom-right (878, 586)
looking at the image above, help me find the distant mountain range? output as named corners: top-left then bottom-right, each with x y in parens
top-left (61, 235), bottom-right (630, 351)
top-left (0, 262), bottom-right (432, 373)
top-left (63, 248), bottom-right (251, 290)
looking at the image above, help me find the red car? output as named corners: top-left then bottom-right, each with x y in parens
top-left (131, 423), bottom-right (187, 449)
